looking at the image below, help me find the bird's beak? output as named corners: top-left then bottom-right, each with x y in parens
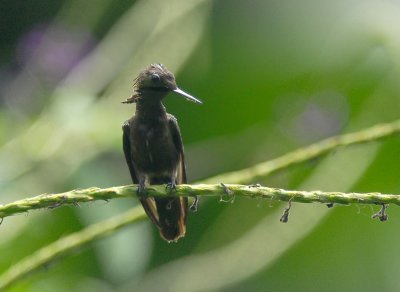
top-left (173, 88), bottom-right (202, 104)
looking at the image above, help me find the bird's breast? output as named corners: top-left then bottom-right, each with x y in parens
top-left (132, 121), bottom-right (179, 174)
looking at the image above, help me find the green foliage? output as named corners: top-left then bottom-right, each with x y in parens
top-left (2, 0), bottom-right (400, 291)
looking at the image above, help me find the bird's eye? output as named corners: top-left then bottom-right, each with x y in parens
top-left (151, 74), bottom-right (160, 82)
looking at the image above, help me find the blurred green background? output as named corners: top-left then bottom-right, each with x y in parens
top-left (1, 0), bottom-right (400, 291)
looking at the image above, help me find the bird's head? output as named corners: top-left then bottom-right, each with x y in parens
top-left (123, 63), bottom-right (202, 104)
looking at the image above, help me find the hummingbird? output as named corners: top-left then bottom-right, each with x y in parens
top-left (122, 63), bottom-right (202, 242)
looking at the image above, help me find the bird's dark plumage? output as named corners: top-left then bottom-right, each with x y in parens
top-left (122, 64), bottom-right (201, 242)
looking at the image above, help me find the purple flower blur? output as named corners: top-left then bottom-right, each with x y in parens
top-left (16, 23), bottom-right (96, 86)
top-left (275, 91), bottom-right (349, 145)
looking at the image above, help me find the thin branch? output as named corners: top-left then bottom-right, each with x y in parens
top-left (0, 206), bottom-right (146, 290)
top-left (201, 119), bottom-right (400, 184)
top-left (2, 184), bottom-right (400, 221)
top-left (0, 186), bottom-right (136, 218)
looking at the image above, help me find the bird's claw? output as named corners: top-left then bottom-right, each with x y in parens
top-left (165, 182), bottom-right (177, 193)
top-left (137, 183), bottom-right (146, 196)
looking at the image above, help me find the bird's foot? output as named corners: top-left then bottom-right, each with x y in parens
top-left (136, 183), bottom-right (146, 196)
top-left (165, 182), bottom-right (177, 194)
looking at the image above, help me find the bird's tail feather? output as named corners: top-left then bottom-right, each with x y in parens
top-left (140, 196), bottom-right (188, 242)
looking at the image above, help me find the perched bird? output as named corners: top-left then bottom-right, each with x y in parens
top-left (122, 64), bottom-right (201, 242)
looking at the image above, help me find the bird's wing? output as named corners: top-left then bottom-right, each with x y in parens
top-left (122, 120), bottom-right (138, 183)
top-left (167, 114), bottom-right (188, 233)
top-left (168, 114), bottom-right (187, 184)
top-left (123, 120), bottom-right (162, 226)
